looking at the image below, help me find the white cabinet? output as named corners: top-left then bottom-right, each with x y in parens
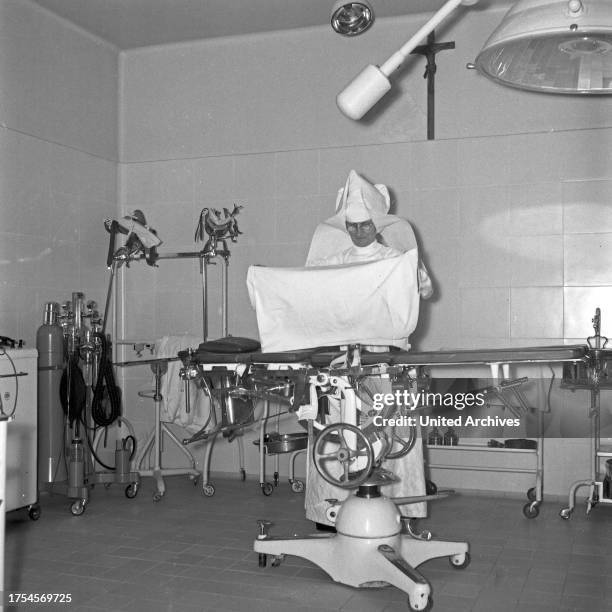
top-left (0, 348), bottom-right (38, 514)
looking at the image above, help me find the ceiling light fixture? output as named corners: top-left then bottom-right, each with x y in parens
top-left (472, 0), bottom-right (612, 94)
top-left (333, 0), bottom-right (612, 121)
top-left (331, 1), bottom-right (375, 36)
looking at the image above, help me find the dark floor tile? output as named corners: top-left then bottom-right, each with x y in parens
top-left (5, 477), bottom-right (606, 612)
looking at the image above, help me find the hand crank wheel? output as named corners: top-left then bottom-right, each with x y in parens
top-left (313, 423), bottom-right (374, 489)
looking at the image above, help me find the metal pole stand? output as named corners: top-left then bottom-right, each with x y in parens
top-left (135, 360), bottom-right (200, 501)
top-left (560, 307), bottom-right (612, 519)
top-left (0, 415), bottom-right (8, 606)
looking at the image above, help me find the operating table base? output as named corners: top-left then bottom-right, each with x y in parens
top-left (254, 487), bottom-right (469, 611)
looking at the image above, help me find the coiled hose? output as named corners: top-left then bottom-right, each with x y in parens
top-left (91, 332), bottom-right (122, 427)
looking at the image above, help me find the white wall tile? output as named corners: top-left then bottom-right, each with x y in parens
top-left (273, 150), bottom-right (319, 198)
top-left (123, 160), bottom-right (193, 205)
top-left (193, 157), bottom-right (235, 202)
top-left (234, 153), bottom-right (276, 199)
top-left (564, 233), bottom-right (612, 286)
top-left (457, 137), bottom-right (514, 187)
top-left (508, 183), bottom-right (563, 236)
top-left (557, 128), bottom-right (612, 181)
top-left (358, 143), bottom-right (413, 194)
top-left (510, 235), bottom-right (563, 286)
top-left (563, 180), bottom-right (612, 234)
top-left (275, 195), bottom-right (325, 247)
top-left (459, 287), bottom-right (510, 339)
top-left (511, 287), bottom-right (563, 339)
top-left (318, 148), bottom-right (367, 198)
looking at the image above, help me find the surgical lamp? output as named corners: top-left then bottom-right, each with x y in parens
top-left (335, 0), bottom-right (612, 120)
top-left (473, 0), bottom-right (612, 95)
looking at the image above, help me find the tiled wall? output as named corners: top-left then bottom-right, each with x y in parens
top-left (118, 6), bottom-right (612, 495)
top-left (0, 0), bottom-right (119, 346)
top-left (4, 0), bottom-right (608, 500)
top-left (119, 154), bottom-right (612, 497)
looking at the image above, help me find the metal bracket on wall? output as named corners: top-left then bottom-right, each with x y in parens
top-left (411, 31), bottom-right (455, 141)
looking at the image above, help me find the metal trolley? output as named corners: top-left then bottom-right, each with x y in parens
top-left (254, 406), bottom-right (307, 495)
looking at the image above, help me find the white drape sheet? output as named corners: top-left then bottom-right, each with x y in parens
top-left (155, 335), bottom-right (211, 434)
top-left (246, 251), bottom-right (419, 352)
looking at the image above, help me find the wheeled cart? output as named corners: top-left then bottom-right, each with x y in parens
top-left (1, 348), bottom-right (41, 521)
top-left (254, 399), bottom-right (306, 496)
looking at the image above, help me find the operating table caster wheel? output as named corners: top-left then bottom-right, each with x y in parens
top-left (261, 482), bottom-right (274, 496)
top-left (408, 594), bottom-right (433, 612)
top-left (559, 507), bottom-right (572, 520)
top-left (202, 484), bottom-right (216, 497)
top-left (153, 491), bottom-right (164, 502)
top-left (240, 468), bottom-right (246, 481)
top-left (125, 483), bottom-right (138, 499)
top-left (28, 504), bottom-right (41, 521)
top-left (523, 501), bottom-right (540, 519)
top-left (527, 487), bottom-right (537, 502)
top-left (70, 499), bottom-right (86, 516)
top-left (449, 551), bottom-right (471, 570)
top-left (290, 479), bottom-right (305, 493)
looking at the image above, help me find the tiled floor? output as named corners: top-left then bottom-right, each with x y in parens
top-left (5, 475), bottom-right (612, 612)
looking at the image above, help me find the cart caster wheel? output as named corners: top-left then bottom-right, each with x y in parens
top-left (261, 482), bottom-right (274, 496)
top-left (408, 595), bottom-right (433, 611)
top-left (449, 552), bottom-right (470, 570)
top-left (425, 480), bottom-right (437, 495)
top-left (523, 502), bottom-right (539, 519)
top-left (258, 553), bottom-right (267, 568)
top-left (104, 482), bottom-right (112, 490)
top-left (559, 507), bottom-right (572, 520)
top-left (271, 554), bottom-right (285, 567)
top-left (202, 484), bottom-right (216, 497)
top-left (125, 483), bottom-right (138, 499)
top-left (190, 474), bottom-right (199, 486)
top-left (291, 479), bottom-right (305, 493)
top-left (153, 491), bottom-right (164, 502)
top-left (70, 500), bottom-right (85, 516)
top-left (28, 504), bottom-right (41, 521)
top-left (273, 472), bottom-right (279, 487)
top-left (526, 487), bottom-right (537, 502)
top-left (240, 468), bottom-right (246, 481)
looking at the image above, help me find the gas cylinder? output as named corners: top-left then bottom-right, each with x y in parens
top-left (37, 302), bottom-right (67, 487)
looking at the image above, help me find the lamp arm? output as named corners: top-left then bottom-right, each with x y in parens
top-left (336, 0), bottom-right (477, 119)
top-left (381, 0), bottom-right (476, 76)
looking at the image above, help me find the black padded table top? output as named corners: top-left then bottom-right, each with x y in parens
top-left (249, 349), bottom-right (319, 364)
top-left (178, 349), bottom-right (253, 364)
top-left (178, 344), bottom-right (590, 368)
top-left (391, 345), bottom-right (589, 366)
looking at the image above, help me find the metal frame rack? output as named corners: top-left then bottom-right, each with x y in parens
top-left (560, 307), bottom-right (612, 519)
top-left (426, 371), bottom-right (544, 518)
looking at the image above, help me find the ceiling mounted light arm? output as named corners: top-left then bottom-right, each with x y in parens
top-left (337, 0), bottom-right (479, 119)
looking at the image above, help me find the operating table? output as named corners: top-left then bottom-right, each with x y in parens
top-left (176, 339), bottom-right (590, 611)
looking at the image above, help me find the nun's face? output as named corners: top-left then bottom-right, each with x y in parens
top-left (346, 219), bottom-right (377, 247)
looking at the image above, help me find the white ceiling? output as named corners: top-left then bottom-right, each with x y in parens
top-left (30, 0), bottom-right (500, 50)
